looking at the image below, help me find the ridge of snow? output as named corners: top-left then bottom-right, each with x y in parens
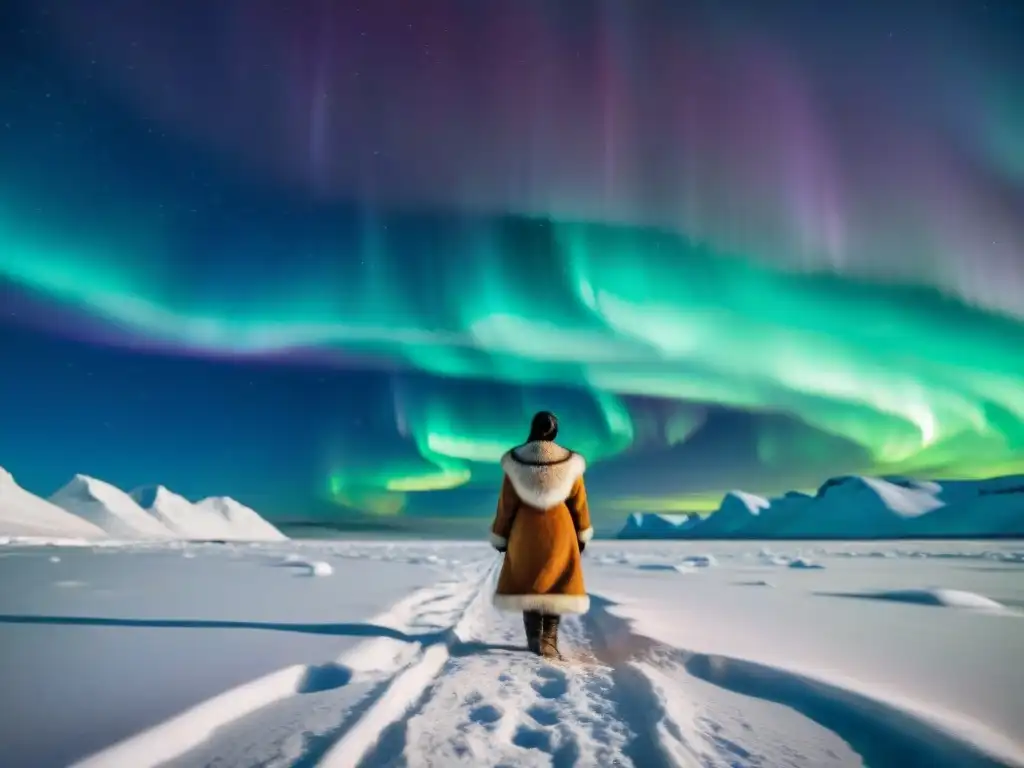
top-left (0, 467), bottom-right (108, 539)
top-left (50, 475), bottom-right (175, 539)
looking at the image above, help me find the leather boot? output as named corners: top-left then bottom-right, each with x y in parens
top-left (539, 614), bottom-right (561, 659)
top-left (523, 610), bottom-right (542, 654)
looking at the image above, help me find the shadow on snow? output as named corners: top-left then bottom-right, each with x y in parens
top-left (0, 614), bottom-right (526, 657)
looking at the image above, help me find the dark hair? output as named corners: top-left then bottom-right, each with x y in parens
top-left (527, 410), bottom-right (559, 442)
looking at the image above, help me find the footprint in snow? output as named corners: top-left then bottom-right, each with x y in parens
top-left (531, 668), bottom-right (568, 700)
top-left (513, 725), bottom-right (553, 752)
top-left (297, 662), bottom-right (352, 694)
top-left (526, 703), bottom-right (559, 726)
top-left (536, 665), bottom-right (563, 680)
top-left (469, 704), bottom-right (503, 725)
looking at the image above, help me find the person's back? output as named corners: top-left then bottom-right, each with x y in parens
top-left (489, 411), bottom-right (593, 658)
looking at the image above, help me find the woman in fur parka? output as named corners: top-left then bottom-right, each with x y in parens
top-left (490, 411), bottom-right (593, 658)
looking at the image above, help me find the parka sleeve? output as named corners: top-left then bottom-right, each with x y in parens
top-left (566, 476), bottom-right (594, 544)
top-left (490, 475), bottom-right (519, 550)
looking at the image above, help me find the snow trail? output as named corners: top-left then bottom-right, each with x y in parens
top-left (75, 553), bottom-right (1024, 768)
top-left (77, 557), bottom-right (497, 768)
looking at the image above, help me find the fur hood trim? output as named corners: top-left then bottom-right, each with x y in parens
top-left (501, 441), bottom-right (586, 510)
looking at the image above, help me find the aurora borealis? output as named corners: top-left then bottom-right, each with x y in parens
top-left (1, 1), bottom-right (1022, 531)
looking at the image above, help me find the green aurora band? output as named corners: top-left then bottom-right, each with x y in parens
top-left (3, 208), bottom-right (1024, 514)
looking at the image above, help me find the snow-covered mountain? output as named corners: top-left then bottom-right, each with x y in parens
top-left (132, 485), bottom-right (286, 541)
top-left (50, 475), bottom-right (175, 539)
top-left (618, 512), bottom-right (701, 539)
top-left (684, 491), bottom-right (770, 538)
top-left (0, 468), bottom-right (287, 542)
top-left (776, 476), bottom-right (943, 539)
top-left (192, 497), bottom-right (287, 541)
top-left (131, 485), bottom-right (197, 532)
top-left (619, 474), bottom-right (1024, 540)
top-left (0, 467), bottom-right (107, 539)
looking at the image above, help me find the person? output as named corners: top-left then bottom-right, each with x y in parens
top-left (489, 410), bottom-right (593, 659)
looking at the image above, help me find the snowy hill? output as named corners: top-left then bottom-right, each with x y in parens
top-left (1, 469), bottom-right (285, 542)
top-left (0, 467), bottom-right (107, 539)
top-left (132, 485), bottom-right (286, 541)
top-left (776, 476), bottom-right (944, 539)
top-left (617, 512), bottom-right (701, 539)
top-left (684, 491), bottom-right (770, 538)
top-left (912, 476), bottom-right (1024, 538)
top-left (193, 496), bottom-right (287, 541)
top-left (131, 485), bottom-right (197, 532)
top-left (50, 475), bottom-right (176, 539)
top-left (619, 474), bottom-right (1024, 540)
top-left (740, 491), bottom-right (815, 538)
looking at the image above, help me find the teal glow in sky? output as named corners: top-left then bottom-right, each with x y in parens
top-left (0, 0), bottom-right (1022, 526)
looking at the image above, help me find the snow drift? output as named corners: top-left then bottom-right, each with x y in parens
top-left (0, 467), bottom-right (285, 541)
top-left (620, 474), bottom-right (1024, 540)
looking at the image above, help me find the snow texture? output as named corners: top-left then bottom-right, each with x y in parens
top-left (0, 538), bottom-right (1021, 767)
top-left (621, 473), bottom-right (1024, 539)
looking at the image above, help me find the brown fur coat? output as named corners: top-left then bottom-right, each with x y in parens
top-left (490, 440), bottom-right (593, 615)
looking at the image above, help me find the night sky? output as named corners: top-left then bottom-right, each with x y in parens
top-left (1, 1), bottom-right (1023, 532)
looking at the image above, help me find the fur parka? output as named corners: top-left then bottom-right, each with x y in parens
top-left (490, 440), bottom-right (593, 615)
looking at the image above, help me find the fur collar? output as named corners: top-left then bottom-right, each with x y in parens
top-left (501, 441), bottom-right (586, 510)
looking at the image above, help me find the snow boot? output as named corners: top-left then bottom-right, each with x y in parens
top-left (523, 610), bottom-right (542, 654)
top-left (539, 614), bottom-right (562, 659)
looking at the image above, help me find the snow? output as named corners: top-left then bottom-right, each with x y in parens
top-left (0, 468), bottom-right (286, 542)
top-left (788, 556), bottom-right (825, 569)
top-left (193, 496), bottom-right (287, 541)
top-left (687, 491), bottom-right (770, 538)
top-left (50, 475), bottom-right (176, 539)
top-left (0, 467), bottom-right (107, 539)
top-left (681, 554), bottom-right (718, 568)
top-left (0, 540), bottom-right (452, 767)
top-left (829, 588), bottom-right (1006, 611)
top-left (1, 538), bottom-right (1022, 767)
top-left (132, 485), bottom-right (287, 541)
top-left (618, 512), bottom-right (701, 539)
top-left (277, 555), bottom-right (335, 577)
top-left (622, 473), bottom-right (1024, 539)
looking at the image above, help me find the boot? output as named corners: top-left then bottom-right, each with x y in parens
top-left (539, 614), bottom-right (562, 659)
top-left (523, 610), bottom-right (542, 654)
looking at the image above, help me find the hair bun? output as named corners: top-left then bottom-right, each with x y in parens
top-left (528, 410), bottom-right (559, 442)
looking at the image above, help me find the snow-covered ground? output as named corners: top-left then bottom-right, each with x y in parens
top-left (1, 539), bottom-right (1022, 767)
